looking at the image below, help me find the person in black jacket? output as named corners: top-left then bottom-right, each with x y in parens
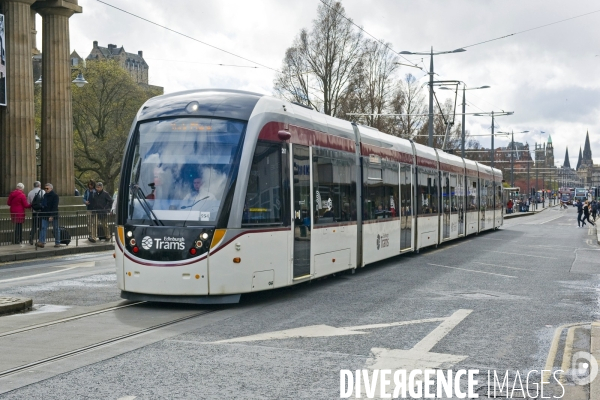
top-left (583, 201), bottom-right (595, 227)
top-left (37, 183), bottom-right (60, 248)
top-left (576, 200), bottom-right (585, 228)
top-left (89, 182), bottom-right (113, 242)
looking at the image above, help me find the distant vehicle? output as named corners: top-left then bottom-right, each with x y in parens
top-left (574, 188), bottom-right (587, 203)
top-left (560, 193), bottom-right (572, 205)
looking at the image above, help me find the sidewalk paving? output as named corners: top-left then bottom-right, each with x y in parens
top-left (0, 239), bottom-right (114, 264)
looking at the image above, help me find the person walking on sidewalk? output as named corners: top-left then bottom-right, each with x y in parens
top-left (576, 199), bottom-right (585, 227)
top-left (83, 179), bottom-right (96, 242)
top-left (37, 183), bottom-right (60, 248)
top-left (27, 181), bottom-right (44, 245)
top-left (89, 182), bottom-right (113, 242)
top-left (7, 183), bottom-right (30, 244)
top-left (583, 201), bottom-right (595, 226)
top-left (591, 200), bottom-right (598, 221)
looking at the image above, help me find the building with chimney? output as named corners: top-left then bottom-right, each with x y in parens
top-left (86, 41), bottom-right (163, 93)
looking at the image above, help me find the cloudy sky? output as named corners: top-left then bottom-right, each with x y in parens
top-left (40, 0), bottom-right (600, 166)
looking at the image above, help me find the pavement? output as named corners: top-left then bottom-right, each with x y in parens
top-left (0, 239), bottom-right (114, 264)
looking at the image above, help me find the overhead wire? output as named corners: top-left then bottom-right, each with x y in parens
top-left (95, 0), bottom-right (279, 72)
top-left (316, 0), bottom-right (420, 68)
top-left (460, 8), bottom-right (600, 49)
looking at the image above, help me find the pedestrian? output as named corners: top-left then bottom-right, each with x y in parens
top-left (89, 182), bottom-right (113, 242)
top-left (37, 183), bottom-right (60, 248)
top-left (592, 200), bottom-right (598, 221)
top-left (6, 183), bottom-right (30, 244)
top-left (83, 179), bottom-right (96, 241)
top-left (576, 199), bottom-right (585, 228)
top-left (27, 181), bottom-right (44, 245)
top-left (583, 201), bottom-right (595, 226)
top-left (507, 199), bottom-right (513, 214)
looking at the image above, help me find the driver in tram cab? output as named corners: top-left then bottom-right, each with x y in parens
top-left (182, 175), bottom-right (217, 208)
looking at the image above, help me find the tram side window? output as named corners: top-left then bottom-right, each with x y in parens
top-left (363, 160), bottom-right (399, 221)
top-left (242, 142), bottom-right (287, 226)
top-left (487, 180), bottom-right (494, 210)
top-left (400, 165), bottom-right (412, 216)
top-left (467, 177), bottom-right (478, 210)
top-left (495, 182), bottom-right (502, 209)
top-left (417, 169), bottom-right (438, 215)
top-left (312, 148), bottom-right (356, 224)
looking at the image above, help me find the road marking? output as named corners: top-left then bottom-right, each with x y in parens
top-left (427, 263), bottom-right (517, 278)
top-left (471, 262), bottom-right (535, 271)
top-left (363, 310), bottom-right (472, 397)
top-left (0, 262), bottom-right (94, 283)
top-left (560, 326), bottom-right (577, 383)
top-left (411, 309), bottom-right (472, 352)
top-left (489, 250), bottom-right (557, 259)
top-left (544, 322), bottom-right (586, 383)
top-left (117, 397), bottom-right (137, 400)
top-left (211, 317), bottom-right (448, 343)
top-left (539, 215), bottom-right (566, 224)
top-left (479, 238), bottom-right (577, 249)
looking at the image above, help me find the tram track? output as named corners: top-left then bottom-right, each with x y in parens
top-left (0, 301), bottom-right (145, 338)
top-left (0, 304), bottom-right (217, 379)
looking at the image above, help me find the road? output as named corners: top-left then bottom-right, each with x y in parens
top-left (0, 206), bottom-right (598, 399)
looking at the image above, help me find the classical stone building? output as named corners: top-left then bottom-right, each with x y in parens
top-left (0, 0), bottom-right (82, 197)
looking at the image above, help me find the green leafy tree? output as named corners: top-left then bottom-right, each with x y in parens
top-left (72, 60), bottom-right (160, 194)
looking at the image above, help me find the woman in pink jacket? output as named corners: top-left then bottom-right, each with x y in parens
top-left (7, 183), bottom-right (31, 244)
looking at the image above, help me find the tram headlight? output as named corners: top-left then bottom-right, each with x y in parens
top-left (195, 240), bottom-right (203, 248)
top-left (186, 101), bottom-right (200, 113)
top-left (130, 238), bottom-right (136, 246)
top-left (126, 231), bottom-right (133, 238)
top-left (201, 232), bottom-right (209, 240)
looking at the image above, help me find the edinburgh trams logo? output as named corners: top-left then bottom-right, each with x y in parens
top-left (140, 236), bottom-right (185, 251)
top-left (141, 236), bottom-right (153, 250)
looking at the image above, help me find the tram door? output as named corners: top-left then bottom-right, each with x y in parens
top-left (457, 175), bottom-right (465, 236)
top-left (400, 164), bottom-right (413, 250)
top-left (442, 173), bottom-right (450, 240)
top-left (292, 145), bottom-right (311, 279)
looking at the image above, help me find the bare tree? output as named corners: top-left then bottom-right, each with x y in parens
top-left (274, 0), bottom-right (363, 117)
top-left (339, 39), bottom-right (399, 131)
top-left (390, 73), bottom-right (427, 138)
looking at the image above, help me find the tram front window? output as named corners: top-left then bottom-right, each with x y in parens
top-left (126, 118), bottom-right (245, 225)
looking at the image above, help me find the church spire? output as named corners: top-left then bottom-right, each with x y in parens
top-left (563, 147), bottom-right (571, 168)
top-left (577, 146), bottom-right (583, 170)
top-left (583, 130), bottom-right (592, 164)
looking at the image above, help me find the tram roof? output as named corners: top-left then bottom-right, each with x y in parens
top-left (137, 89), bottom-right (264, 121)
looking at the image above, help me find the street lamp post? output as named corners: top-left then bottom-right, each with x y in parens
top-left (474, 112), bottom-right (513, 169)
top-left (440, 84), bottom-right (490, 157)
top-left (400, 47), bottom-right (466, 148)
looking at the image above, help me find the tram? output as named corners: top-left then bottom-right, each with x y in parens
top-left (114, 89), bottom-right (503, 304)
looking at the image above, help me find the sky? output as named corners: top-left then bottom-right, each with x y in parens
top-left (38, 0), bottom-right (600, 167)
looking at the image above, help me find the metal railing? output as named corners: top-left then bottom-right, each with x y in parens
top-left (0, 211), bottom-right (115, 247)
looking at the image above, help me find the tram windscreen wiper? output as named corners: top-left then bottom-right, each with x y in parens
top-left (130, 183), bottom-right (163, 226)
top-left (180, 196), bottom-right (209, 209)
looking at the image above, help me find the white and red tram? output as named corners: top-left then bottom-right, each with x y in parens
top-left (114, 90), bottom-right (503, 303)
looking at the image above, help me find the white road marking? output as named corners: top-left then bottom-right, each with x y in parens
top-left (489, 250), bottom-right (557, 259)
top-left (117, 397), bottom-right (137, 400)
top-left (471, 262), bottom-right (536, 272)
top-left (539, 215), bottom-right (566, 224)
top-left (362, 310), bottom-right (472, 397)
top-left (0, 262), bottom-right (94, 283)
top-left (427, 263), bottom-right (517, 278)
top-left (211, 317), bottom-right (448, 344)
top-left (411, 309), bottom-right (472, 352)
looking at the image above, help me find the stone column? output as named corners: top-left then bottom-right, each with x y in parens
top-left (0, 0), bottom-right (36, 196)
top-left (34, 0), bottom-right (81, 196)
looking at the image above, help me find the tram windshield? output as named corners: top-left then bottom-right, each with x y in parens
top-left (126, 117), bottom-right (246, 225)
